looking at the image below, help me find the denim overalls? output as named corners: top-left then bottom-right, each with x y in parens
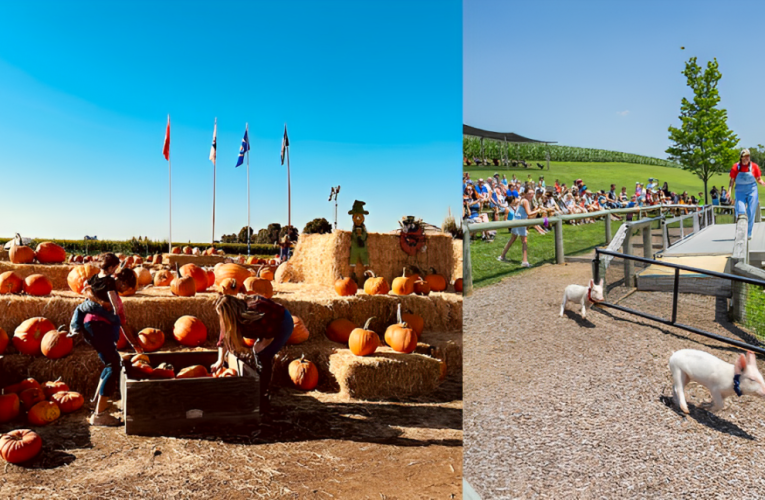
top-left (734, 163), bottom-right (759, 238)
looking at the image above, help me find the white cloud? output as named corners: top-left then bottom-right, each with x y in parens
top-left (617, 110), bottom-right (630, 117)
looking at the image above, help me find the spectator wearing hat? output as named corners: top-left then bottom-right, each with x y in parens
top-left (729, 148), bottom-right (765, 239)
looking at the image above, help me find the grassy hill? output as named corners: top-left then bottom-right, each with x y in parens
top-left (463, 162), bottom-right (765, 205)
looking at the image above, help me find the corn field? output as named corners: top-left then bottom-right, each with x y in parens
top-left (463, 136), bottom-right (679, 167)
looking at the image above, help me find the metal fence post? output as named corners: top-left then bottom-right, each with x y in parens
top-left (554, 218), bottom-right (564, 264)
top-left (463, 221), bottom-right (473, 297)
top-left (605, 215), bottom-right (612, 245)
top-left (693, 211), bottom-right (700, 234)
top-left (623, 224), bottom-right (634, 286)
top-left (642, 224), bottom-right (652, 259)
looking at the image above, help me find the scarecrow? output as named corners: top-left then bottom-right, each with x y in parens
top-left (349, 200), bottom-right (369, 287)
top-left (399, 216), bottom-right (426, 256)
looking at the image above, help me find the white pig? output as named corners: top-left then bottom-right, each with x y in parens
top-left (669, 349), bottom-right (765, 414)
top-left (559, 279), bottom-right (604, 319)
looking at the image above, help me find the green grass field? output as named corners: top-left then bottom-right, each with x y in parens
top-left (464, 162), bottom-right (765, 206)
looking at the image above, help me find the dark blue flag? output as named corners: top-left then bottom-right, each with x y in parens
top-left (236, 128), bottom-right (250, 167)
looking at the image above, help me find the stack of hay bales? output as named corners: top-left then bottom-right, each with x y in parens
top-left (0, 261), bottom-right (73, 290)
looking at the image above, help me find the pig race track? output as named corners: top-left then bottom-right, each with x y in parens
top-left (465, 260), bottom-right (765, 499)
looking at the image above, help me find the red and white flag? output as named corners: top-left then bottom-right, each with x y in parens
top-left (209, 118), bottom-right (217, 165)
top-left (281, 124), bottom-right (289, 165)
top-left (162, 115), bottom-right (170, 161)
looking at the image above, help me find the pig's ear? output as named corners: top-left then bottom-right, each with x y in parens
top-left (598, 278), bottom-right (604, 287)
top-left (735, 353), bottom-right (748, 374)
top-left (746, 350), bottom-right (757, 366)
top-left (589, 279), bottom-right (594, 288)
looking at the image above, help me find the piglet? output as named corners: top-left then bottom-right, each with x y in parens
top-left (560, 279), bottom-right (604, 319)
top-left (669, 349), bottom-right (765, 414)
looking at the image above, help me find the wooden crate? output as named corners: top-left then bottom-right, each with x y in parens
top-left (120, 350), bottom-right (259, 436)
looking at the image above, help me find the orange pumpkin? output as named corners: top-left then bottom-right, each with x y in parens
top-left (424, 268), bottom-right (447, 292)
top-left (19, 387), bottom-right (46, 411)
top-left (413, 278), bottom-right (431, 296)
top-left (217, 278), bottom-right (239, 295)
top-left (173, 316), bottom-right (207, 347)
top-left (0, 429), bottom-right (42, 464)
top-left (454, 278), bottom-right (463, 293)
top-left (131, 361), bottom-right (154, 378)
top-left (326, 318), bottom-right (356, 343)
top-left (133, 255), bottom-right (144, 266)
top-left (213, 367), bottom-right (237, 378)
top-left (180, 263), bottom-right (208, 292)
top-left (135, 267), bottom-right (152, 287)
top-left (246, 256), bottom-right (258, 265)
top-left (259, 267), bottom-right (275, 281)
top-left (170, 275), bottom-right (196, 297)
top-left (0, 271), bottom-right (23, 294)
top-left (363, 271), bottom-right (390, 295)
top-left (41, 327), bottom-right (73, 359)
top-left (131, 353), bottom-right (150, 364)
top-left (67, 264), bottom-right (99, 294)
top-left (73, 255), bottom-right (84, 263)
top-left (41, 380), bottom-right (69, 399)
top-left (204, 247), bottom-right (216, 256)
top-left (34, 242), bottom-right (66, 263)
top-left (50, 391), bottom-right (84, 413)
top-left (0, 327), bottom-right (7, 355)
top-left (23, 274), bottom-right (52, 296)
top-left (244, 276), bottom-right (273, 298)
top-left (152, 254), bottom-right (163, 265)
top-left (13, 318), bottom-right (55, 356)
top-left (9, 234), bottom-right (34, 264)
top-left (176, 365), bottom-right (209, 379)
top-left (348, 318), bottom-right (380, 356)
top-left (28, 400), bottom-right (61, 425)
top-left (334, 277), bottom-right (357, 297)
top-left (6, 378), bottom-right (41, 395)
top-left (384, 305), bottom-right (418, 353)
top-left (288, 357), bottom-right (319, 390)
top-left (214, 263), bottom-right (250, 291)
top-left (137, 328), bottom-right (165, 352)
top-left (0, 394), bottom-right (20, 423)
top-left (287, 316), bottom-right (310, 345)
top-left (182, 246), bottom-right (192, 255)
top-left (391, 268), bottom-right (415, 296)
top-left (152, 363), bottom-right (175, 379)
top-left (171, 247), bottom-right (181, 254)
top-left (154, 269), bottom-right (174, 287)
top-left (206, 268), bottom-right (215, 288)
top-left (124, 256), bottom-right (135, 269)
top-left (401, 313), bottom-right (424, 338)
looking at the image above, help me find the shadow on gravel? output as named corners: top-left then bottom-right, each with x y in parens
top-left (562, 310), bottom-right (596, 328)
top-left (659, 395), bottom-right (756, 440)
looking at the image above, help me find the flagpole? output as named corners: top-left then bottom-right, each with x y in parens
top-left (287, 145), bottom-right (291, 229)
top-left (212, 118), bottom-right (217, 247)
top-left (169, 155), bottom-right (172, 254)
top-left (246, 123), bottom-right (251, 256)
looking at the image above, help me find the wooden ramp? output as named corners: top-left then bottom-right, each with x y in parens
top-left (636, 255), bottom-right (732, 297)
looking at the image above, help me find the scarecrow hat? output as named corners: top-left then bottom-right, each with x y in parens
top-left (348, 200), bottom-right (369, 215)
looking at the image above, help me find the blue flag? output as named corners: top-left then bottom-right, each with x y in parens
top-left (236, 128), bottom-right (250, 168)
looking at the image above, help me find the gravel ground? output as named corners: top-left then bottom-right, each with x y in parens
top-left (465, 261), bottom-right (765, 499)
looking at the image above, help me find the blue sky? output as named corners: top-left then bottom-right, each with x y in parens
top-left (464, 0), bottom-right (765, 160)
top-left (0, 0), bottom-right (461, 242)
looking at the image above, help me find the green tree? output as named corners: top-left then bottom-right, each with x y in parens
top-left (666, 57), bottom-right (738, 204)
top-left (237, 226), bottom-right (254, 244)
top-left (302, 218), bottom-right (332, 235)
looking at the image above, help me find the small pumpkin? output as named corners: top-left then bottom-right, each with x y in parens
top-left (34, 242), bottom-right (66, 264)
top-left (4, 378), bottom-right (41, 395)
top-left (363, 271), bottom-right (390, 295)
top-left (384, 304), bottom-right (418, 353)
top-left (42, 379), bottom-right (69, 399)
top-left (170, 275), bottom-right (196, 297)
top-left (180, 263), bottom-right (208, 292)
top-left (287, 316), bottom-right (310, 345)
top-left (413, 278), bottom-right (431, 296)
top-left (73, 254), bottom-right (84, 263)
top-left (454, 278), bottom-right (463, 293)
top-left (214, 263), bottom-right (249, 291)
top-left (213, 367), bottom-right (237, 378)
top-left (0, 327), bottom-right (7, 355)
top-left (131, 353), bottom-right (150, 364)
top-left (326, 318), bottom-right (356, 343)
top-left (173, 316), bottom-right (207, 347)
top-left (137, 328), bottom-right (165, 352)
top-left (9, 234), bottom-right (35, 264)
top-left (41, 326), bottom-right (73, 359)
top-left (218, 278), bottom-right (239, 295)
top-left (23, 274), bottom-right (52, 296)
top-left (424, 268), bottom-right (447, 292)
top-left (243, 276), bottom-right (273, 298)
top-left (19, 387), bottom-right (46, 411)
top-left (204, 247), bottom-right (216, 256)
top-left (152, 254), bottom-right (163, 265)
top-left (67, 264), bottom-right (99, 294)
top-left (28, 400), bottom-right (61, 426)
top-left (131, 361), bottom-right (154, 378)
top-left (391, 268), bottom-right (415, 296)
top-left (152, 362), bottom-right (175, 379)
top-left (50, 391), bottom-right (84, 413)
top-left (205, 268), bottom-right (215, 288)
top-left (401, 312), bottom-right (424, 338)
top-left (288, 356), bottom-right (319, 391)
top-left (0, 271), bottom-right (23, 294)
top-left (171, 246), bottom-right (182, 254)
top-left (154, 269), bottom-right (174, 287)
top-left (0, 429), bottom-right (43, 464)
top-left (258, 267), bottom-right (275, 281)
top-left (0, 394), bottom-right (20, 423)
top-left (334, 277), bottom-right (358, 297)
top-left (133, 256), bottom-right (144, 265)
top-left (135, 267), bottom-right (153, 287)
top-left (348, 317), bottom-right (380, 356)
top-left (13, 317), bottom-right (55, 356)
top-left (176, 365), bottom-right (209, 379)
top-left (182, 246), bottom-right (193, 255)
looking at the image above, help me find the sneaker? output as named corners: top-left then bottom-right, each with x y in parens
top-left (521, 261), bottom-right (531, 268)
top-left (89, 412), bottom-right (122, 426)
top-left (497, 256), bottom-right (508, 262)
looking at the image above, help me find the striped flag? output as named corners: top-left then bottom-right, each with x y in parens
top-left (209, 118), bottom-right (217, 165)
top-left (236, 126), bottom-right (249, 168)
top-left (162, 115), bottom-right (170, 160)
top-left (281, 124), bottom-right (289, 165)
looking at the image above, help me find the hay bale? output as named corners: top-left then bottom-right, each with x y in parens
top-left (0, 346), bottom-right (103, 397)
top-left (0, 249), bottom-right (8, 261)
top-left (162, 254), bottom-right (226, 268)
top-left (328, 348), bottom-right (444, 400)
top-left (288, 231), bottom-right (455, 288)
top-left (414, 330), bottom-right (462, 378)
top-left (0, 261), bottom-right (72, 290)
top-left (452, 239), bottom-right (463, 280)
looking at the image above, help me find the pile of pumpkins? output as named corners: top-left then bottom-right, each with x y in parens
top-left (325, 304), bottom-right (424, 357)
top-left (7, 235), bottom-right (66, 265)
top-left (1, 376), bottom-right (85, 446)
top-left (335, 267), bottom-right (461, 297)
top-left (0, 319), bottom-right (72, 359)
top-left (117, 316), bottom-right (207, 351)
top-left (0, 271), bottom-right (53, 297)
top-left (127, 353), bottom-right (237, 380)
top-left (169, 246), bottom-right (224, 256)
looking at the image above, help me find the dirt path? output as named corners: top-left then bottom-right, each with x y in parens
top-left (1, 380), bottom-right (462, 499)
top-left (464, 262), bottom-right (765, 499)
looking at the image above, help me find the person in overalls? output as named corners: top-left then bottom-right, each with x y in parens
top-left (729, 149), bottom-right (765, 239)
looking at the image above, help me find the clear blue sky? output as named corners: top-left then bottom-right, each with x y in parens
top-left (464, 0), bottom-right (765, 160)
top-left (0, 0), bottom-right (461, 242)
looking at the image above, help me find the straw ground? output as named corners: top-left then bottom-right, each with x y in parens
top-left (465, 261), bottom-right (765, 498)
